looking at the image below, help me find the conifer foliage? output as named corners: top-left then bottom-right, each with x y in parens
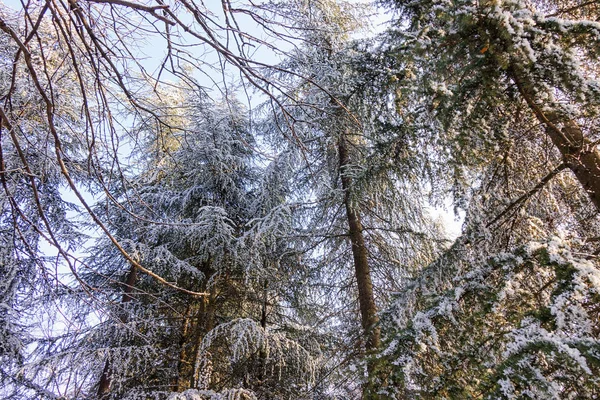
top-left (1, 0), bottom-right (600, 399)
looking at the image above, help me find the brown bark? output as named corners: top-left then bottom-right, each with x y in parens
top-left (338, 135), bottom-right (380, 351)
top-left (176, 261), bottom-right (217, 391)
top-left (175, 303), bottom-right (197, 392)
top-left (175, 289), bottom-right (217, 391)
top-left (97, 264), bottom-right (138, 398)
top-left (338, 132), bottom-right (383, 399)
top-left (258, 278), bottom-right (269, 383)
top-left (190, 287), bottom-right (216, 388)
top-left (511, 68), bottom-right (600, 212)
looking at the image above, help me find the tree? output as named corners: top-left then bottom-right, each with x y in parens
top-left (376, 134), bottom-right (600, 395)
top-left (258, 1), bottom-right (446, 396)
top-left (380, 0), bottom-right (600, 211)
top-left (0, 2), bottom-right (326, 398)
top-left (372, 0), bottom-right (600, 397)
top-left (4, 0), bottom-right (600, 398)
top-left (83, 92), bottom-right (322, 398)
top-left (0, 0), bottom-right (313, 300)
top-left (379, 237), bottom-right (600, 399)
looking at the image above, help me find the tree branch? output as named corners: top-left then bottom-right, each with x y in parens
top-left (487, 163), bottom-right (568, 227)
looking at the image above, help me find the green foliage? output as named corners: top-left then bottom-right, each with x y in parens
top-left (2, 0), bottom-right (600, 399)
top-left (380, 0), bottom-right (600, 205)
top-left (378, 239), bottom-right (600, 399)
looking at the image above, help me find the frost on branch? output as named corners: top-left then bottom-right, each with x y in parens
top-left (167, 388), bottom-right (257, 400)
top-left (0, 244), bottom-right (21, 361)
top-left (379, 238), bottom-right (600, 399)
top-left (194, 318), bottom-right (319, 394)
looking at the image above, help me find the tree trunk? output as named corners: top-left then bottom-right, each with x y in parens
top-left (176, 261), bottom-right (216, 390)
top-left (338, 135), bottom-right (380, 351)
top-left (97, 264), bottom-right (138, 398)
top-left (175, 303), bottom-right (196, 392)
top-left (190, 286), bottom-right (217, 389)
top-left (258, 278), bottom-right (269, 383)
top-left (511, 68), bottom-right (600, 211)
top-left (338, 133), bottom-right (382, 399)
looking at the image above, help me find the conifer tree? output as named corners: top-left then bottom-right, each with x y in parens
top-left (374, 1), bottom-right (600, 397)
top-left (381, 0), bottom-right (600, 210)
top-left (259, 1), bottom-right (445, 396)
top-left (85, 92), bottom-right (321, 399)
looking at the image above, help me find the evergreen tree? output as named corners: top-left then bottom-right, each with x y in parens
top-left (3, 0), bottom-right (600, 398)
top-left (85, 91), bottom-right (321, 399)
top-left (380, 0), bottom-right (600, 211)
top-left (374, 1), bottom-right (600, 397)
top-left (259, 1), bottom-right (445, 396)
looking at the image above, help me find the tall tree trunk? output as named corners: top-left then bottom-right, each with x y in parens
top-left (258, 277), bottom-right (269, 383)
top-left (510, 68), bottom-right (600, 211)
top-left (338, 133), bottom-right (382, 399)
top-left (190, 285), bottom-right (217, 389)
top-left (97, 264), bottom-right (138, 398)
top-left (176, 261), bottom-right (216, 390)
top-left (338, 134), bottom-right (380, 351)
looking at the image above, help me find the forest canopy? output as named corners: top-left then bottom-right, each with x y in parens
top-left (0, 0), bottom-right (599, 399)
